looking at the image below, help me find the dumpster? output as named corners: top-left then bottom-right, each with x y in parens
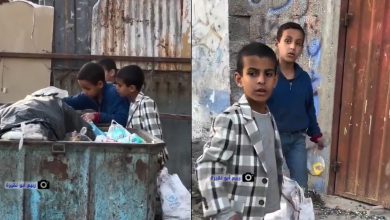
top-left (0, 128), bottom-right (164, 220)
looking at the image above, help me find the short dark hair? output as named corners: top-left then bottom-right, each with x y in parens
top-left (97, 58), bottom-right (117, 71)
top-left (236, 42), bottom-right (278, 75)
top-left (77, 62), bottom-right (105, 85)
top-left (276, 22), bottom-right (305, 42)
top-left (116, 65), bottom-right (144, 91)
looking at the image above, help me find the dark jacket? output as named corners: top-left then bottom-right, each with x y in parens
top-left (64, 83), bottom-right (129, 126)
top-left (267, 63), bottom-right (321, 137)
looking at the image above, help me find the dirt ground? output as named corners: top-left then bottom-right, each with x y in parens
top-left (191, 187), bottom-right (389, 220)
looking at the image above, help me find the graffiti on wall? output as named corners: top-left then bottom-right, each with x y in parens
top-left (250, 0), bottom-right (322, 116)
top-left (192, 0), bottom-right (230, 140)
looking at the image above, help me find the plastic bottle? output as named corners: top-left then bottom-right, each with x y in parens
top-left (88, 122), bottom-right (106, 137)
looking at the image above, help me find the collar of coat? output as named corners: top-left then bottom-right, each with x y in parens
top-left (234, 94), bottom-right (277, 174)
top-left (236, 94), bottom-right (271, 120)
top-left (127, 92), bottom-right (145, 126)
top-left (133, 92), bottom-right (145, 104)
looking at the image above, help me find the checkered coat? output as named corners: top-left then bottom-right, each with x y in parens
top-left (126, 92), bottom-right (168, 163)
top-left (196, 95), bottom-right (285, 219)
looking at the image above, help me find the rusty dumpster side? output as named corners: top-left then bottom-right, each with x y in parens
top-left (0, 130), bottom-right (164, 220)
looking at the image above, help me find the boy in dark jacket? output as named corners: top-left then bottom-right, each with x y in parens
top-left (268, 22), bottom-right (324, 189)
top-left (63, 62), bottom-right (129, 126)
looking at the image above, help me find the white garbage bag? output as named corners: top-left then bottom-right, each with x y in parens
top-left (265, 176), bottom-right (315, 220)
top-left (157, 167), bottom-right (191, 219)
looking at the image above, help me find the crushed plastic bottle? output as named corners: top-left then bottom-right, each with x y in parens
top-left (88, 122), bottom-right (106, 137)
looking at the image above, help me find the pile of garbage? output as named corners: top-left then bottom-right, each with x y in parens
top-left (88, 120), bottom-right (145, 144)
top-left (0, 86), bottom-right (145, 145)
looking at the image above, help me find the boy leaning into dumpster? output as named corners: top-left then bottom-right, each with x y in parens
top-left (97, 58), bottom-right (117, 84)
top-left (63, 62), bottom-right (129, 126)
top-left (196, 42), bottom-right (285, 219)
top-left (114, 65), bottom-right (168, 165)
top-left (267, 22), bottom-right (324, 190)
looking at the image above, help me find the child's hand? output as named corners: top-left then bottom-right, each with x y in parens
top-left (316, 137), bottom-right (325, 150)
top-left (81, 112), bottom-right (100, 123)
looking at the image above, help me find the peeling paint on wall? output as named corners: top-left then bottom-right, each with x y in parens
top-left (192, 0), bottom-right (230, 140)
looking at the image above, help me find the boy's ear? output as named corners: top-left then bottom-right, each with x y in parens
top-left (234, 72), bottom-right (243, 88)
top-left (129, 85), bottom-right (137, 92)
top-left (97, 81), bottom-right (104, 89)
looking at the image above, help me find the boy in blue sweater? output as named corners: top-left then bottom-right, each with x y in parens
top-left (63, 62), bottom-right (129, 126)
top-left (268, 22), bottom-right (324, 189)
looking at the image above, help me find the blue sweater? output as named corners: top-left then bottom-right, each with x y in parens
top-left (63, 84), bottom-right (129, 126)
top-left (267, 63), bottom-right (321, 137)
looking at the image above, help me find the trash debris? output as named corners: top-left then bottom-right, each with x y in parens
top-left (313, 195), bottom-right (387, 220)
top-left (86, 120), bottom-right (145, 144)
top-left (157, 167), bottom-right (191, 219)
top-left (88, 121), bottom-right (106, 137)
top-left (265, 176), bottom-right (315, 220)
top-left (65, 127), bottom-right (92, 142)
top-left (31, 86), bottom-right (69, 99)
top-left (0, 87), bottom-right (88, 141)
top-left (307, 147), bottom-right (325, 176)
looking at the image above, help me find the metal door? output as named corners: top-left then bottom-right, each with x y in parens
top-left (335, 0), bottom-right (390, 207)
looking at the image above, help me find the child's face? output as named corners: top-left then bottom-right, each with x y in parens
top-left (235, 56), bottom-right (277, 109)
top-left (78, 80), bottom-right (104, 99)
top-left (276, 28), bottom-right (304, 63)
top-left (115, 78), bottom-right (136, 98)
top-left (104, 68), bottom-right (116, 82)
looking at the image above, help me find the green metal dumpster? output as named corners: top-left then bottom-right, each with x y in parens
top-left (0, 129), bottom-right (164, 220)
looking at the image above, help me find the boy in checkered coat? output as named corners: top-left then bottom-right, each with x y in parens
top-left (196, 42), bottom-right (285, 219)
top-left (115, 65), bottom-right (168, 164)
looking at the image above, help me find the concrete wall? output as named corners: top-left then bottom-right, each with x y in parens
top-left (191, 0), bottom-right (231, 177)
top-left (192, 0), bottom-right (230, 141)
top-left (229, 0), bottom-right (341, 193)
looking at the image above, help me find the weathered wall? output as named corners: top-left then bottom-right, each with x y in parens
top-left (45, 0), bottom-right (98, 95)
top-left (191, 0), bottom-right (231, 178)
top-left (192, 0), bottom-right (231, 142)
top-left (91, 0), bottom-right (191, 71)
top-left (229, 0), bottom-right (340, 193)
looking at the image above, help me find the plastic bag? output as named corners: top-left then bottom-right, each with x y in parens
top-left (107, 120), bottom-right (131, 141)
top-left (157, 167), bottom-right (191, 219)
top-left (117, 133), bottom-right (145, 144)
top-left (265, 176), bottom-right (315, 220)
top-left (88, 121), bottom-right (106, 137)
top-left (107, 120), bottom-right (145, 144)
top-left (31, 86), bottom-right (69, 99)
top-left (307, 148), bottom-right (325, 176)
